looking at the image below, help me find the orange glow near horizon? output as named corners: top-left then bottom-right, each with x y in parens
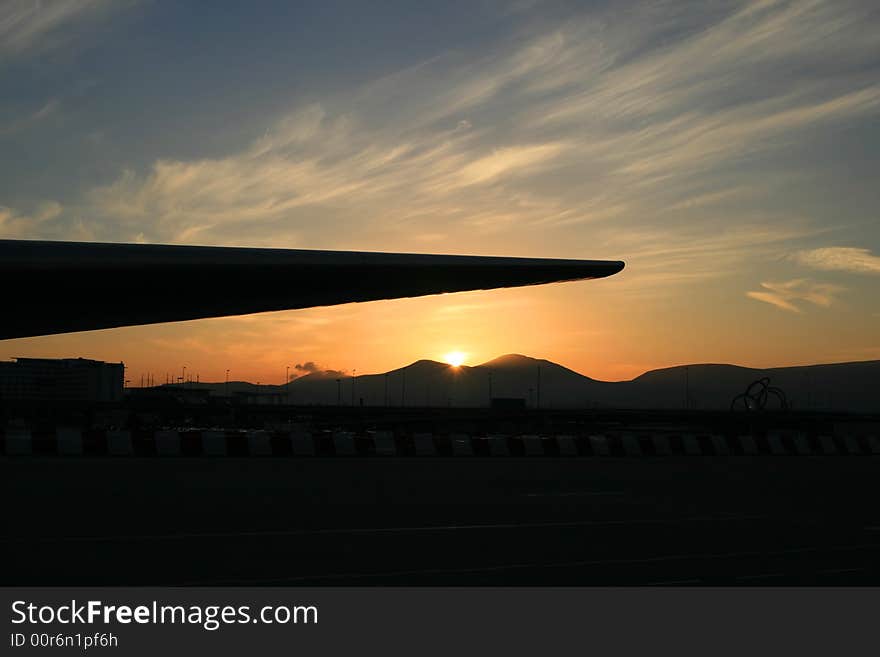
top-left (443, 351), bottom-right (467, 367)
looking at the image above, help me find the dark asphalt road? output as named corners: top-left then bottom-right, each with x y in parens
top-left (4, 456), bottom-right (880, 585)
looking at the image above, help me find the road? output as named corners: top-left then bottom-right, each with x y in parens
top-left (4, 456), bottom-right (880, 585)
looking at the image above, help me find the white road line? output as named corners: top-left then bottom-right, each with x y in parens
top-left (735, 572), bottom-right (786, 581)
top-left (522, 491), bottom-right (627, 498)
top-left (188, 541), bottom-right (880, 585)
top-left (817, 567), bottom-right (864, 575)
top-left (3, 514), bottom-right (767, 544)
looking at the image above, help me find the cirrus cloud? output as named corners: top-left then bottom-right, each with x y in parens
top-left (793, 247), bottom-right (880, 274)
top-left (746, 279), bottom-right (845, 313)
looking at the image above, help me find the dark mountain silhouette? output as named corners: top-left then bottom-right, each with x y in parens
top-left (157, 355), bottom-right (880, 413)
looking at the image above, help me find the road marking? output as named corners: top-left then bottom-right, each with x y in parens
top-left (522, 491), bottom-right (626, 498)
top-left (735, 572), bottom-right (786, 581)
top-left (190, 541), bottom-right (880, 585)
top-left (3, 514), bottom-right (767, 544)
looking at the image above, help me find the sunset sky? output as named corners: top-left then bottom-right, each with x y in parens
top-left (1, 0), bottom-right (879, 384)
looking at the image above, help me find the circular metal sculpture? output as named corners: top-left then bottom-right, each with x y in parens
top-left (730, 377), bottom-right (789, 412)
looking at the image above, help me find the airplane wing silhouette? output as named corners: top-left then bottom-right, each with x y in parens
top-left (0, 239), bottom-right (624, 339)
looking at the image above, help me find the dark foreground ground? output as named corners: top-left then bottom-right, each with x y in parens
top-left (4, 456), bottom-right (880, 585)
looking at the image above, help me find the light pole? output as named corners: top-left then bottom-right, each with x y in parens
top-left (536, 365), bottom-right (542, 409)
top-left (401, 366), bottom-right (406, 407)
top-left (351, 369), bottom-right (356, 406)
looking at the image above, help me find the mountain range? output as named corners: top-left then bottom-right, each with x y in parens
top-left (164, 354), bottom-right (880, 413)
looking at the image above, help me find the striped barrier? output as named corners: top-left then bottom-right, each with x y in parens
top-left (3, 428), bottom-right (880, 458)
top-left (451, 433), bottom-right (473, 456)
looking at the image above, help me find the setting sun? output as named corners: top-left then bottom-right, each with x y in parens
top-left (443, 351), bottom-right (467, 367)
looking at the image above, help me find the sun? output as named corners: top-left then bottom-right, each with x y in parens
top-left (443, 351), bottom-right (467, 367)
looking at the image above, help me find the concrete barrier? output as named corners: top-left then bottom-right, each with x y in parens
top-left (156, 430), bottom-right (181, 456)
top-left (683, 434), bottom-right (701, 456)
top-left (522, 435), bottom-right (543, 456)
top-left (843, 435), bottom-right (861, 455)
top-left (57, 427), bottom-right (83, 456)
top-left (414, 433), bottom-right (436, 456)
top-left (373, 431), bottom-right (396, 456)
top-left (818, 436), bottom-right (837, 455)
top-left (652, 435), bottom-right (672, 456)
top-left (488, 435), bottom-right (510, 456)
top-left (589, 435), bottom-right (610, 456)
top-left (292, 431), bottom-right (315, 456)
top-left (5, 428), bottom-right (32, 455)
top-left (333, 431), bottom-right (357, 456)
top-left (248, 431), bottom-right (273, 456)
top-left (107, 430), bottom-right (132, 455)
top-left (793, 433), bottom-right (812, 455)
top-left (202, 431), bottom-right (227, 456)
top-left (557, 435), bottom-right (578, 456)
top-left (738, 435), bottom-right (759, 455)
top-left (710, 435), bottom-right (729, 456)
top-left (767, 432), bottom-right (786, 455)
top-left (451, 433), bottom-right (473, 456)
top-left (621, 433), bottom-right (642, 456)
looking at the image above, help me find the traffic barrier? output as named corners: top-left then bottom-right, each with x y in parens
top-left (451, 433), bottom-right (473, 456)
top-left (249, 431), bottom-right (273, 456)
top-left (373, 431), bottom-right (396, 456)
top-left (488, 435), bottom-right (510, 457)
top-left (588, 435), bottom-right (610, 456)
top-left (522, 435), bottom-right (543, 456)
top-left (414, 433), bottom-right (436, 456)
top-left (793, 433), bottom-right (812, 455)
top-left (292, 431), bottom-right (315, 456)
top-left (652, 435), bottom-right (672, 456)
top-left (737, 435), bottom-right (759, 455)
top-left (843, 435), bottom-right (861, 455)
top-left (107, 430), bottom-right (133, 455)
top-left (57, 427), bottom-right (83, 456)
top-left (4, 427), bottom-right (880, 458)
top-left (333, 431), bottom-right (357, 456)
top-left (682, 434), bottom-right (701, 456)
top-left (710, 435), bottom-right (729, 456)
top-left (817, 436), bottom-right (837, 455)
top-left (621, 433), bottom-right (642, 456)
top-left (5, 427), bottom-right (32, 455)
top-left (557, 435), bottom-right (578, 456)
top-left (767, 432), bottom-right (786, 455)
top-left (156, 430), bottom-right (181, 456)
top-left (202, 430), bottom-right (227, 456)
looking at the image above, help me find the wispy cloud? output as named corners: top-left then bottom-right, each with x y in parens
top-left (794, 247), bottom-right (880, 274)
top-left (0, 0), bottom-right (125, 57)
top-left (1, 98), bottom-right (59, 136)
top-left (8, 0), bottom-right (880, 296)
top-left (746, 279), bottom-right (845, 313)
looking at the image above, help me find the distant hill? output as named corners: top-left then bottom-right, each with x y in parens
top-left (153, 355), bottom-right (880, 412)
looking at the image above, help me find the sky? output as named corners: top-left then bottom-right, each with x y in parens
top-left (1, 0), bottom-right (879, 384)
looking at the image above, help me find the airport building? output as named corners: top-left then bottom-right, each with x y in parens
top-left (0, 357), bottom-right (124, 403)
